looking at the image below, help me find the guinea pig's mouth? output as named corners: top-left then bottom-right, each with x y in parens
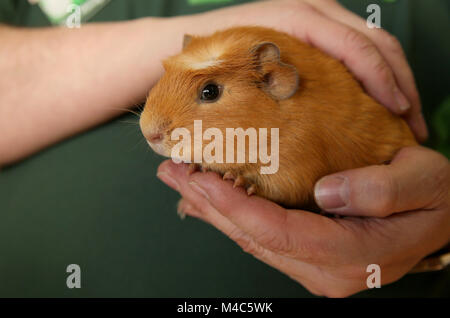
top-left (146, 140), bottom-right (171, 158)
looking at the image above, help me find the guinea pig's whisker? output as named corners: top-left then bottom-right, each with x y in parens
top-left (119, 119), bottom-right (140, 126)
top-left (119, 126), bottom-right (142, 141)
top-left (109, 106), bottom-right (143, 118)
top-left (127, 137), bottom-right (148, 153)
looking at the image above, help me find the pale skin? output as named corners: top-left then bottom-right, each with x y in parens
top-left (0, 0), bottom-right (447, 296)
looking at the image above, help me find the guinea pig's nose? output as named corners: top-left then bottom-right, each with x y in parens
top-left (147, 132), bottom-right (163, 144)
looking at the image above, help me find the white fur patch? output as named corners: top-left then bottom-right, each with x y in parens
top-left (176, 43), bottom-right (224, 70)
top-left (189, 59), bottom-right (222, 70)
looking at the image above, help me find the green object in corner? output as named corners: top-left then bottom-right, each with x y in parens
top-left (432, 96), bottom-right (450, 158)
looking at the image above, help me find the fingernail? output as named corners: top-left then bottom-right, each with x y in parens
top-left (188, 181), bottom-right (210, 200)
top-left (177, 200), bottom-right (187, 220)
top-left (156, 171), bottom-right (180, 191)
top-left (393, 87), bottom-right (410, 112)
top-left (314, 176), bottom-right (348, 210)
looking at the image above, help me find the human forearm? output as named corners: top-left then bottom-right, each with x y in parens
top-left (0, 18), bottom-right (182, 166)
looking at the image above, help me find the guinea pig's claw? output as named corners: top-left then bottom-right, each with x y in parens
top-left (187, 163), bottom-right (201, 175)
top-left (223, 171), bottom-right (235, 181)
top-left (233, 176), bottom-right (246, 188)
top-left (247, 184), bottom-right (257, 196)
top-left (227, 173), bottom-right (256, 195)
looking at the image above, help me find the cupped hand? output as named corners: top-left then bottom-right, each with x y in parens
top-left (157, 146), bottom-right (449, 297)
top-left (184, 0), bottom-right (427, 141)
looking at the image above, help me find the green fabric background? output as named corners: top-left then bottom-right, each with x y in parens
top-left (0, 0), bottom-right (449, 297)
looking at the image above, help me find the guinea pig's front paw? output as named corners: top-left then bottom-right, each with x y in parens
top-left (222, 171), bottom-right (257, 196)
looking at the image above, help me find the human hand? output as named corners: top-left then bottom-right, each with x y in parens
top-left (176, 0), bottom-right (427, 141)
top-left (157, 146), bottom-right (450, 297)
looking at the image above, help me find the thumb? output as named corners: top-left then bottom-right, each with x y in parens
top-left (314, 146), bottom-right (449, 217)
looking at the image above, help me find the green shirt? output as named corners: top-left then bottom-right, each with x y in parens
top-left (0, 0), bottom-right (449, 297)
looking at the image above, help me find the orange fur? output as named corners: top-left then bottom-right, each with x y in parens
top-left (140, 26), bottom-right (417, 208)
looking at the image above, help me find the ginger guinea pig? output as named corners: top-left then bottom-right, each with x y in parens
top-left (139, 26), bottom-right (416, 209)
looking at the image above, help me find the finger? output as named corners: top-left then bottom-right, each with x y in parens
top-left (177, 194), bottom-right (325, 296)
top-left (158, 160), bottom-right (289, 251)
top-left (180, 195), bottom-right (270, 259)
top-left (304, 0), bottom-right (428, 141)
top-left (292, 6), bottom-right (411, 119)
top-left (314, 146), bottom-right (450, 217)
top-left (157, 160), bottom-right (294, 249)
top-left (187, 170), bottom-right (349, 261)
top-left (158, 161), bottom-right (272, 258)
top-left (158, 160), bottom-right (244, 229)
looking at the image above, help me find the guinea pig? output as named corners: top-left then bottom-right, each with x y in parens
top-left (139, 26), bottom-right (416, 209)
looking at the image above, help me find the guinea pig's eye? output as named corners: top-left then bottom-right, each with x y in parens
top-left (200, 83), bottom-right (221, 102)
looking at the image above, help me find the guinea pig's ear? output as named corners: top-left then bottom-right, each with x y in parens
top-left (183, 34), bottom-right (193, 49)
top-left (253, 42), bottom-right (299, 100)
